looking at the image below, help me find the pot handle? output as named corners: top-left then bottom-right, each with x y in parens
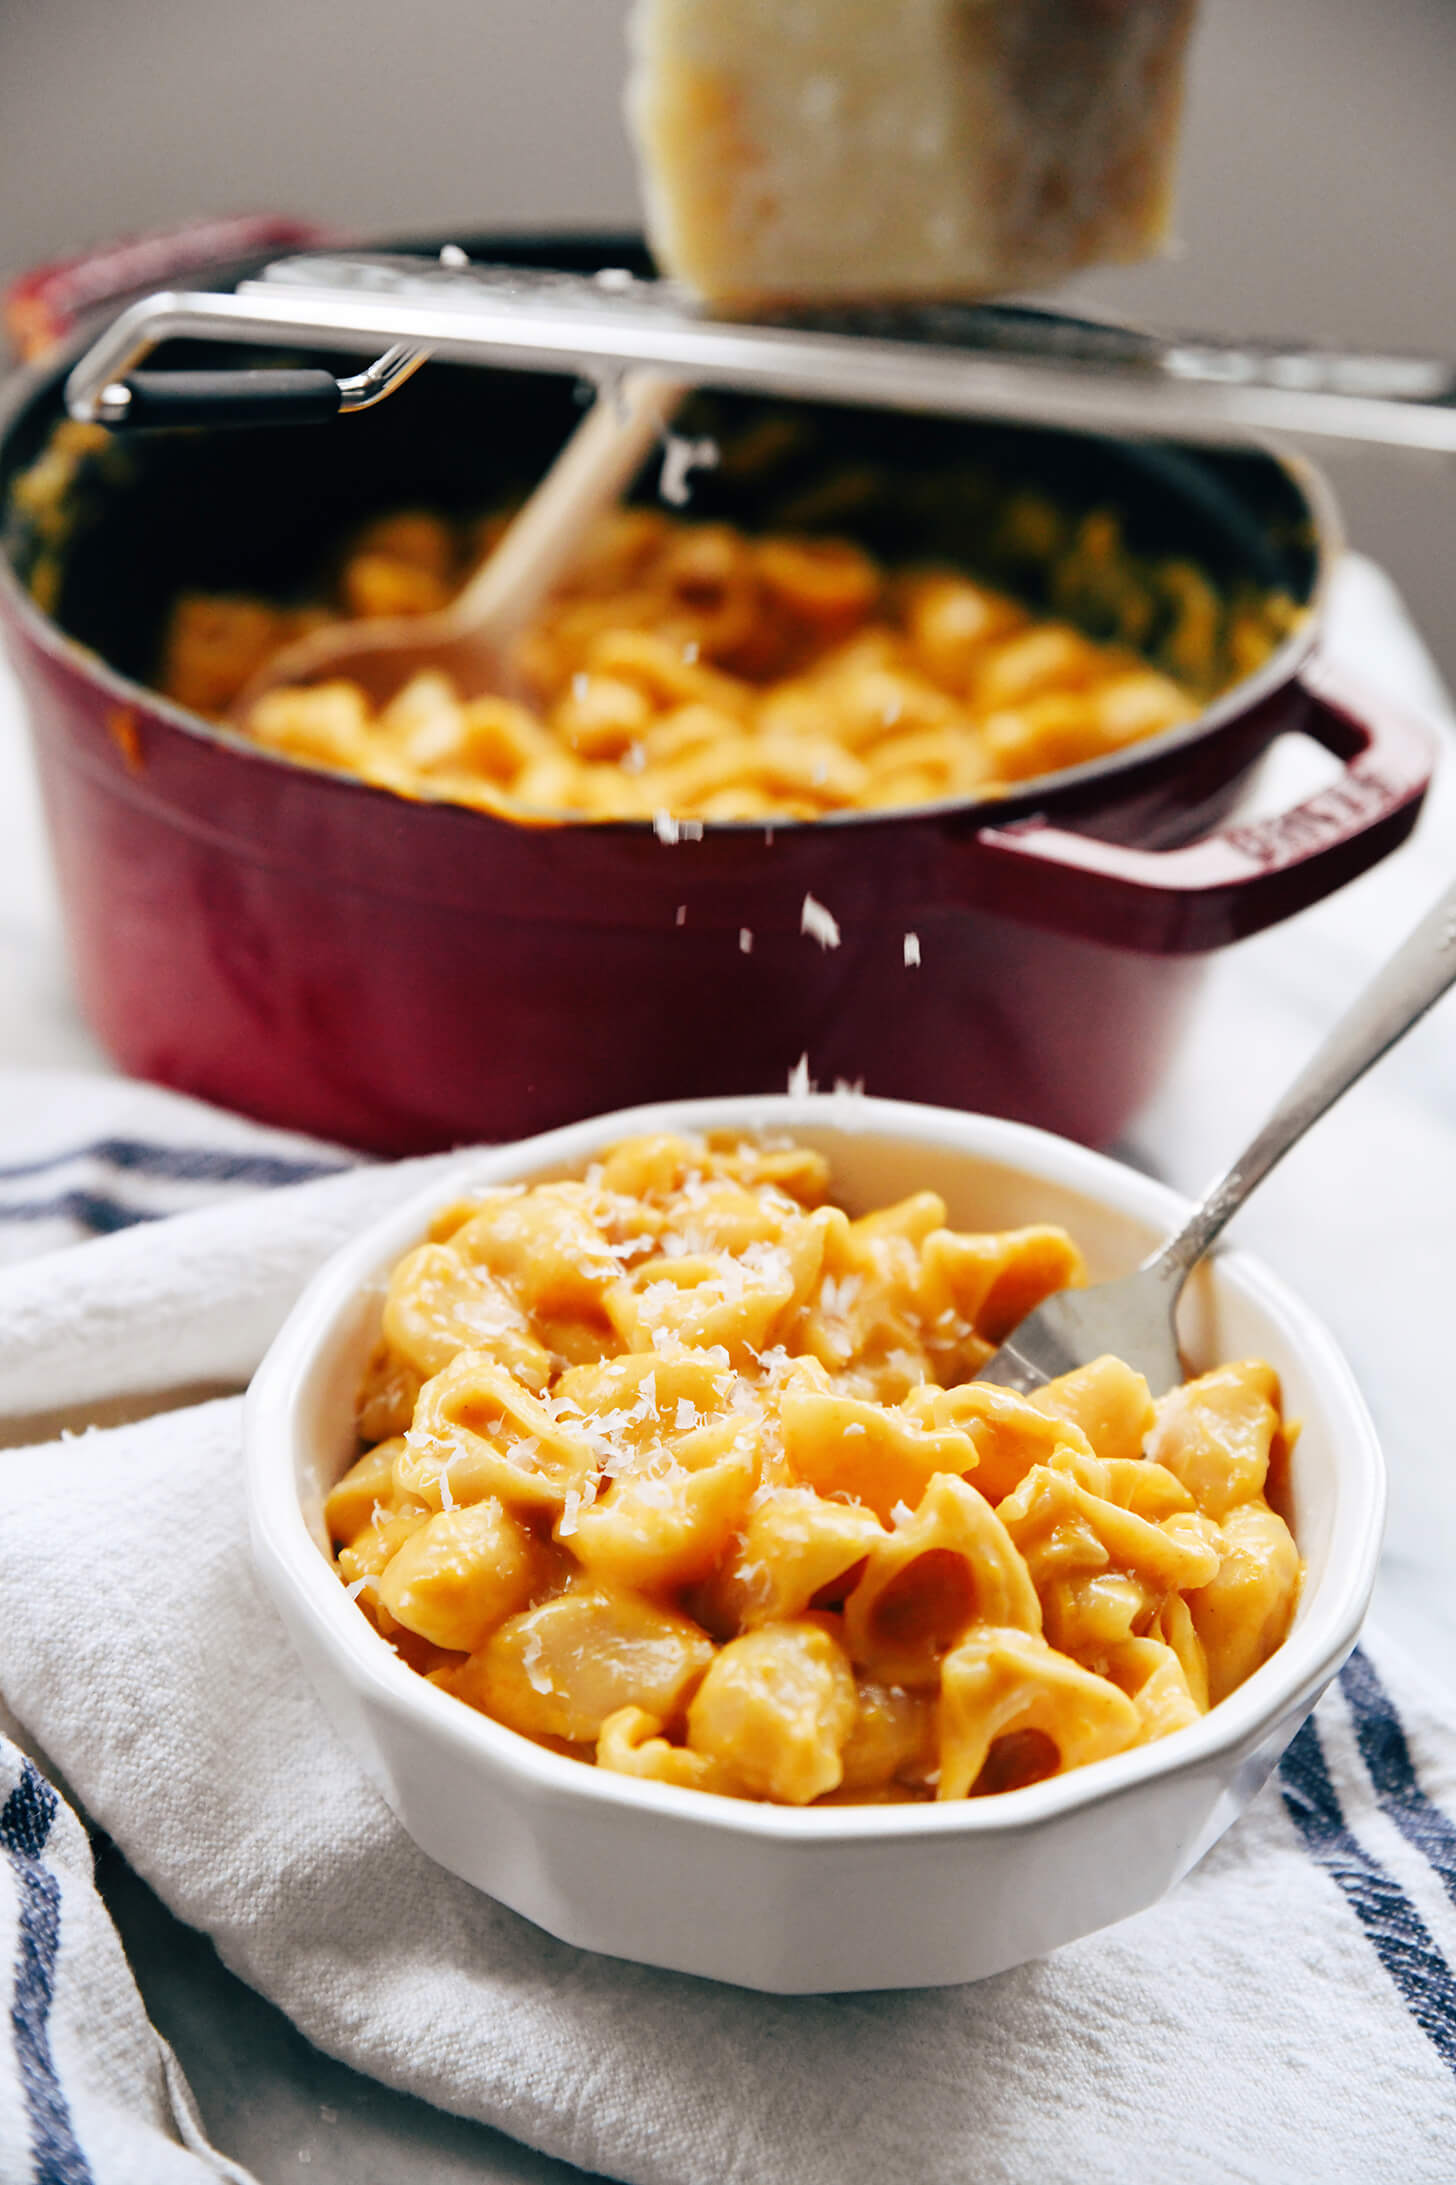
top-left (969, 659), bottom-right (1437, 955)
top-left (3, 215), bottom-right (334, 364)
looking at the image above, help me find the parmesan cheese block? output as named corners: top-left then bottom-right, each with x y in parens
top-left (627, 0), bottom-right (1199, 307)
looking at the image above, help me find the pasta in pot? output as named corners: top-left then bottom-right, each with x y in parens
top-left (157, 503), bottom-right (1295, 824)
top-left (329, 1133), bottom-right (1303, 1805)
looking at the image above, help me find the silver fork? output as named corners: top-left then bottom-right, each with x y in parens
top-left (977, 869), bottom-right (1456, 1396)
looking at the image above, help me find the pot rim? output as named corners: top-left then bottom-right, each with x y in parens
top-left (0, 231), bottom-right (1345, 838)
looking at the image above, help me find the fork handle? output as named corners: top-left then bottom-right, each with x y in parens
top-left (1150, 866), bottom-right (1456, 1285)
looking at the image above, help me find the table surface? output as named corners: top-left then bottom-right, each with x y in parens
top-left (1, 553), bottom-right (1453, 2183)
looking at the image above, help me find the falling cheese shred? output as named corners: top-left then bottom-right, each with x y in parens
top-left (800, 893), bottom-right (841, 950)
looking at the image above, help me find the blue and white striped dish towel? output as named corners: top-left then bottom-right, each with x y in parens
top-left (0, 1071), bottom-right (1455, 2184)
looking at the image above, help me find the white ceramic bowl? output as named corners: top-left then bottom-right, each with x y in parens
top-left (245, 1095), bottom-right (1384, 1994)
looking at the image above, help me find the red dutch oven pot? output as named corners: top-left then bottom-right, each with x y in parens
top-left (0, 231), bottom-right (1436, 1156)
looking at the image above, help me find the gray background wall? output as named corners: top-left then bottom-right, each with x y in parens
top-left (1, 0), bottom-right (1452, 685)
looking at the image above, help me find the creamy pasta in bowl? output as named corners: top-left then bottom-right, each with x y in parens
top-left (246, 1095), bottom-right (1384, 1992)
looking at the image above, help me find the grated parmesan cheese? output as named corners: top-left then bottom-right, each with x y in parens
top-left (819, 1272), bottom-right (861, 1317)
top-left (521, 1633), bottom-right (554, 1695)
top-left (659, 430), bottom-right (721, 507)
top-left (904, 931), bottom-right (922, 968)
top-left (787, 1052), bottom-right (813, 1097)
top-left (800, 892), bottom-right (841, 950)
top-left (891, 1500), bottom-right (915, 1526)
top-left (740, 1239), bottom-right (790, 1284)
top-left (739, 927), bottom-right (753, 954)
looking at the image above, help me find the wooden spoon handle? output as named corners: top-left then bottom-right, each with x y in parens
top-left (454, 371), bottom-right (685, 640)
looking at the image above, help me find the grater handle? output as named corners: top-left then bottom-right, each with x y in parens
top-left (86, 333), bottom-right (430, 431)
top-left (103, 367), bottom-right (343, 429)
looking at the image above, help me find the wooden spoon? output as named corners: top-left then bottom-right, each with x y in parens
top-left (229, 371), bottom-right (684, 718)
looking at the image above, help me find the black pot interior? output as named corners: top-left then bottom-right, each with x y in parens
top-left (2, 230), bottom-right (1319, 696)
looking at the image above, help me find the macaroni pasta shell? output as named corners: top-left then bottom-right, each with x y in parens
top-left (376, 1499), bottom-right (546, 1654)
top-left (779, 1387), bottom-right (983, 1524)
top-left (844, 1474), bottom-right (1042, 1688)
top-left (1027, 1355), bottom-right (1156, 1468)
top-left (453, 1583), bottom-right (716, 1745)
top-left (1145, 1361), bottom-right (1283, 1521)
top-left (687, 1620), bottom-right (858, 1805)
top-left (1188, 1500), bottom-right (1302, 1706)
top-left (939, 1627), bottom-right (1142, 1801)
top-left (403, 1354), bottom-right (598, 1513)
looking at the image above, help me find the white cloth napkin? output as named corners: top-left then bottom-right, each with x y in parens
top-left (3, 1359), bottom-right (1456, 2185)
top-left (0, 1731), bottom-right (256, 2185)
top-left (1, 554), bottom-right (1455, 2183)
